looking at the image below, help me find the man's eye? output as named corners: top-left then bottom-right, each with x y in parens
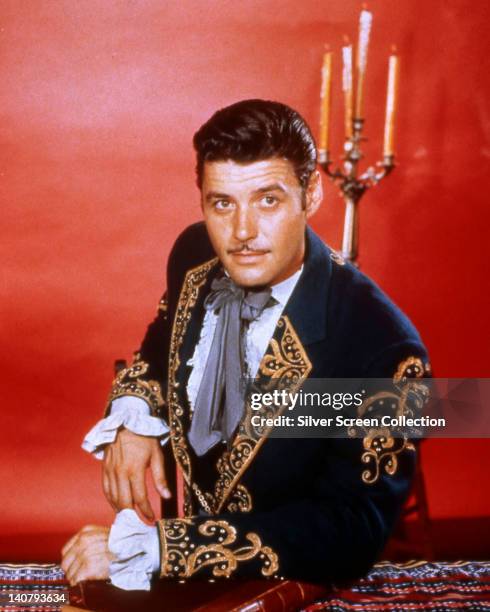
top-left (214, 200), bottom-right (232, 210)
top-left (261, 195), bottom-right (278, 207)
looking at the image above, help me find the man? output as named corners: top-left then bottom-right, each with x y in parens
top-left (61, 99), bottom-right (430, 590)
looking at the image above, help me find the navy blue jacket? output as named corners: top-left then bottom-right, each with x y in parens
top-left (105, 222), bottom-right (430, 584)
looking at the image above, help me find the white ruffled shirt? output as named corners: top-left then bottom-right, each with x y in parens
top-left (82, 267), bottom-right (302, 590)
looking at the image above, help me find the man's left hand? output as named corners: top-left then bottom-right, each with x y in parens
top-left (61, 525), bottom-right (114, 586)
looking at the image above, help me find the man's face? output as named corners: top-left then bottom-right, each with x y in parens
top-left (201, 158), bottom-right (321, 288)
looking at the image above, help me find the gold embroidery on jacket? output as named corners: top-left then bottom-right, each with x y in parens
top-left (158, 518), bottom-right (279, 579)
top-left (394, 355), bottom-right (429, 383)
top-left (105, 359), bottom-right (164, 417)
top-left (352, 355), bottom-right (431, 484)
top-left (225, 484), bottom-right (253, 513)
top-left (167, 257), bottom-right (219, 515)
top-left (260, 318), bottom-right (311, 383)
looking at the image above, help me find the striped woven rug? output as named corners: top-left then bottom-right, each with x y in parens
top-left (303, 560), bottom-right (490, 611)
top-left (0, 563), bottom-right (68, 611)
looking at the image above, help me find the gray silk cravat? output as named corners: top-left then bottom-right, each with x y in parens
top-left (188, 275), bottom-right (275, 456)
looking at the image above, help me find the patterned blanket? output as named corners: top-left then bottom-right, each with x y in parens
top-left (1, 560), bottom-right (489, 611)
top-left (0, 563), bottom-right (67, 612)
top-left (303, 560), bottom-right (490, 611)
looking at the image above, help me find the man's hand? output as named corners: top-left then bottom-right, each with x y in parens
top-left (61, 525), bottom-right (113, 586)
top-left (103, 429), bottom-right (171, 522)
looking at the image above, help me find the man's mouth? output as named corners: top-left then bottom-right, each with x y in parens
top-left (228, 248), bottom-right (269, 263)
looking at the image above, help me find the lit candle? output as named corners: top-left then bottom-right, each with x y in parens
top-left (383, 52), bottom-right (399, 156)
top-left (342, 41), bottom-right (353, 139)
top-left (355, 8), bottom-right (373, 118)
top-left (319, 50), bottom-right (333, 153)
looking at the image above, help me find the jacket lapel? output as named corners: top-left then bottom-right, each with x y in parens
top-left (284, 227), bottom-right (331, 343)
top-left (166, 256), bottom-right (220, 515)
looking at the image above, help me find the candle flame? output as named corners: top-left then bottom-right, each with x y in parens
top-left (357, 10), bottom-right (373, 73)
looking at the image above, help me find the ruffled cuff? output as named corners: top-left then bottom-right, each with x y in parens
top-left (81, 396), bottom-right (169, 459)
top-left (108, 509), bottom-right (160, 591)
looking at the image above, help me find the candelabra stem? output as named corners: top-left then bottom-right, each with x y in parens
top-left (319, 118), bottom-right (395, 266)
top-left (341, 196), bottom-right (359, 264)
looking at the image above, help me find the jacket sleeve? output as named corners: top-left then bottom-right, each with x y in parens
top-left (155, 342), bottom-right (431, 583)
top-left (102, 291), bottom-right (171, 419)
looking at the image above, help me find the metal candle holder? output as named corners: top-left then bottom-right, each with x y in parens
top-left (318, 117), bottom-right (395, 266)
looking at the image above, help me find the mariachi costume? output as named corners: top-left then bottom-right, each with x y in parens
top-left (104, 222), bottom-right (430, 583)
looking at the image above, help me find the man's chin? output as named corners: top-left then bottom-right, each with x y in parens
top-left (223, 264), bottom-right (271, 288)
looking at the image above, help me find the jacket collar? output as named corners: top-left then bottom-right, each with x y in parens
top-left (281, 225), bottom-right (331, 346)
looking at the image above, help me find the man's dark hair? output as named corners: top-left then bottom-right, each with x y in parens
top-left (193, 99), bottom-right (317, 190)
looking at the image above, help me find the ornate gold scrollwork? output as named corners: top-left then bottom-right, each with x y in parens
top-left (159, 518), bottom-right (279, 579)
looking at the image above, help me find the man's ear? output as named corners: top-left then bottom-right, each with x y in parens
top-left (304, 170), bottom-right (323, 219)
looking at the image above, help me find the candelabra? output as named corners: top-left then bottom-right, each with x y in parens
top-left (317, 8), bottom-right (399, 266)
top-left (318, 119), bottom-right (395, 265)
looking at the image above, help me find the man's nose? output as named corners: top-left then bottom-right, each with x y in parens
top-left (233, 207), bottom-right (257, 243)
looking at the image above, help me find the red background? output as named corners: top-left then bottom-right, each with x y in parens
top-left (1, 1), bottom-right (489, 557)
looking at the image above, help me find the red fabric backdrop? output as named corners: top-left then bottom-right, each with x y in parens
top-left (1, 0), bottom-right (489, 545)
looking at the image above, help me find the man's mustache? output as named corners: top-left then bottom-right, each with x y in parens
top-left (227, 245), bottom-right (269, 254)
